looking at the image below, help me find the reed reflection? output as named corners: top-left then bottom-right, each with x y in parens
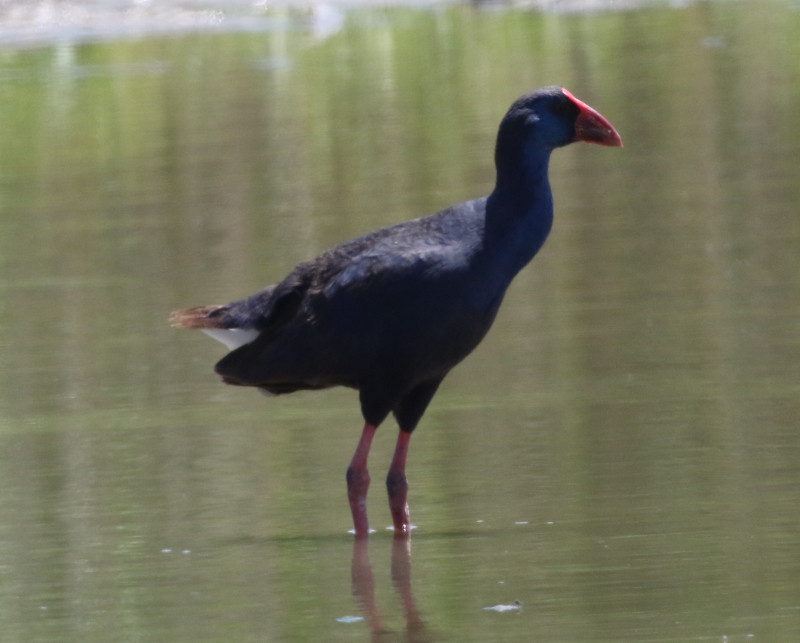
top-left (351, 535), bottom-right (431, 643)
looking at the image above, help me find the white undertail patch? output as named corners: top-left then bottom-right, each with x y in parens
top-left (202, 328), bottom-right (260, 351)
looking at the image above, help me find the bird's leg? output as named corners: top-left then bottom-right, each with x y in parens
top-left (386, 430), bottom-right (412, 535)
top-left (347, 423), bottom-right (378, 537)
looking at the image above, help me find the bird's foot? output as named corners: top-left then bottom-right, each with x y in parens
top-left (386, 472), bottom-right (410, 535)
top-left (347, 467), bottom-right (371, 536)
top-left (390, 503), bottom-right (411, 536)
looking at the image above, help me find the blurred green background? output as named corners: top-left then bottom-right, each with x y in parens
top-left (0, 1), bottom-right (799, 641)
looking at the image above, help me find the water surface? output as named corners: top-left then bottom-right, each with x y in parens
top-left (1, 1), bottom-right (799, 641)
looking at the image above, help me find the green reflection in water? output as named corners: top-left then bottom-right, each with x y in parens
top-left (0, 2), bottom-right (799, 642)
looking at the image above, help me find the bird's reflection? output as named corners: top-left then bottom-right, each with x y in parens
top-left (351, 535), bottom-right (432, 642)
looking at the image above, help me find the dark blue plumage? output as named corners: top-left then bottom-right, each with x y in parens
top-left (171, 86), bottom-right (622, 536)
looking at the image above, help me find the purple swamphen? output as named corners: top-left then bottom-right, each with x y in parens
top-left (171, 86), bottom-right (622, 537)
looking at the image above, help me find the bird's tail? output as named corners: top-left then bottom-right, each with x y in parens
top-left (169, 305), bottom-right (227, 329)
top-left (170, 305), bottom-right (261, 351)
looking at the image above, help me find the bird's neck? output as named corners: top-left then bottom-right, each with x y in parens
top-left (484, 146), bottom-right (555, 276)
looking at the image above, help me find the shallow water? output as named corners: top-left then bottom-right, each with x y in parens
top-left (1, 1), bottom-right (800, 641)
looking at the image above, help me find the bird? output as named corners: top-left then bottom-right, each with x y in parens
top-left (170, 86), bottom-right (622, 537)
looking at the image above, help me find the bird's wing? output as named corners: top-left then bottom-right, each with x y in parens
top-left (310, 206), bottom-right (480, 301)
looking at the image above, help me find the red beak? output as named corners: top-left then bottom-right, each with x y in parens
top-left (563, 88), bottom-right (623, 147)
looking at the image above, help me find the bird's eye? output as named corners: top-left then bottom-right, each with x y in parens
top-left (551, 96), bottom-right (578, 118)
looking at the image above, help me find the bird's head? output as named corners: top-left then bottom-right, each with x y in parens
top-left (498, 86), bottom-right (623, 153)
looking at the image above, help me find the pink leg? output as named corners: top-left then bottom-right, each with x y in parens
top-left (347, 423), bottom-right (378, 537)
top-left (386, 430), bottom-right (412, 535)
